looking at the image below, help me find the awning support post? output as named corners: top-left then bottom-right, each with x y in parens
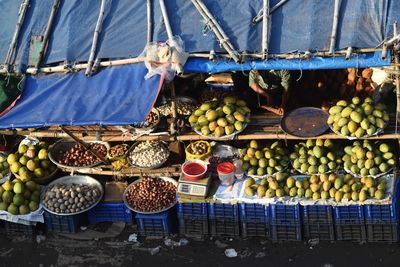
top-left (85, 0), bottom-right (107, 77)
top-left (393, 23), bottom-right (400, 145)
top-left (3, 0), bottom-right (30, 72)
top-left (329, 0), bottom-right (341, 54)
top-left (261, 0), bottom-right (269, 60)
top-left (146, 0), bottom-right (152, 44)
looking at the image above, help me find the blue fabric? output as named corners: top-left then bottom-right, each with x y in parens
top-left (1, 0), bottom-right (400, 67)
top-left (184, 51), bottom-right (391, 73)
top-left (0, 63), bottom-right (162, 128)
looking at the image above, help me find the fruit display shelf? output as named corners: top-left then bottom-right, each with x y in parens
top-left (2, 112), bottom-right (397, 142)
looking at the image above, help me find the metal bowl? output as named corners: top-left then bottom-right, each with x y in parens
top-left (133, 108), bottom-right (160, 133)
top-left (123, 176), bottom-right (177, 214)
top-left (127, 141), bottom-right (170, 170)
top-left (42, 175), bottom-right (104, 216)
top-left (48, 140), bottom-right (110, 170)
top-left (280, 107), bottom-right (329, 137)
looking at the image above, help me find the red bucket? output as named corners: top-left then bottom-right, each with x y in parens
top-left (182, 160), bottom-right (208, 181)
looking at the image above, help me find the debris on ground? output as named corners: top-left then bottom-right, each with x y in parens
top-left (224, 248), bottom-right (238, 258)
top-left (128, 234), bottom-right (138, 243)
top-left (36, 235), bottom-right (46, 244)
top-left (149, 246), bottom-right (161, 255)
top-left (308, 238), bottom-right (320, 249)
top-left (255, 252), bottom-right (266, 258)
top-left (164, 238), bottom-right (189, 247)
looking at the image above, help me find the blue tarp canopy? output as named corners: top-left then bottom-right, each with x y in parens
top-left (0, 63), bottom-right (162, 129)
top-left (0, 0), bottom-right (399, 71)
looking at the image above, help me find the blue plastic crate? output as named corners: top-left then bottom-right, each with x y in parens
top-left (241, 220), bottom-right (270, 238)
top-left (2, 221), bottom-right (37, 236)
top-left (239, 203), bottom-right (269, 222)
top-left (177, 202), bottom-right (208, 219)
top-left (210, 218), bottom-right (240, 237)
top-left (271, 223), bottom-right (302, 241)
top-left (208, 203), bottom-right (238, 221)
top-left (303, 223), bottom-right (335, 241)
top-left (178, 217), bottom-right (208, 239)
top-left (335, 223), bottom-right (366, 242)
top-left (136, 211), bottom-right (172, 237)
top-left (333, 205), bottom-right (364, 224)
top-left (207, 84), bottom-right (235, 91)
top-left (270, 204), bottom-right (301, 225)
top-left (44, 212), bottom-right (86, 233)
top-left (88, 202), bottom-right (133, 225)
top-left (302, 205), bottom-right (333, 224)
top-left (366, 222), bottom-right (399, 243)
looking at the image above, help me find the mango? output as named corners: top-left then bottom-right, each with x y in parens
top-left (233, 111), bottom-right (245, 122)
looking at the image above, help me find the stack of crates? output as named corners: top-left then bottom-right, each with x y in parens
top-left (44, 211), bottom-right (86, 233)
top-left (0, 220), bottom-right (38, 236)
top-left (208, 203), bottom-right (240, 237)
top-left (270, 203), bottom-right (302, 241)
top-left (302, 205), bottom-right (335, 241)
top-left (363, 178), bottom-right (399, 243)
top-left (333, 205), bottom-right (366, 242)
top-left (87, 202), bottom-right (133, 225)
top-left (136, 211), bottom-right (172, 237)
top-left (239, 203), bottom-right (269, 238)
top-left (177, 202), bottom-right (208, 239)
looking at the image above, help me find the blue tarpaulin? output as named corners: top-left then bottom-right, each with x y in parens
top-left (184, 51), bottom-right (391, 73)
top-left (0, 0), bottom-right (399, 70)
top-left (0, 63), bottom-right (162, 129)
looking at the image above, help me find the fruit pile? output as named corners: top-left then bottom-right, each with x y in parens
top-left (8, 142), bottom-right (56, 181)
top-left (244, 173), bottom-right (298, 198)
top-left (57, 143), bottom-right (108, 167)
top-left (328, 97), bottom-right (389, 138)
top-left (301, 174), bottom-right (387, 202)
top-left (0, 153), bottom-right (10, 179)
top-left (189, 96), bottom-right (250, 138)
top-left (343, 140), bottom-right (396, 177)
top-left (240, 140), bottom-right (289, 176)
top-left (290, 139), bottom-right (342, 175)
top-left (108, 144), bottom-right (129, 160)
top-left (0, 180), bottom-right (40, 215)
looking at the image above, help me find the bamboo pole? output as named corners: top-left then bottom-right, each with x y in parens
top-left (345, 47), bottom-right (352, 60)
top-left (261, 0), bottom-right (269, 59)
top-left (253, 0), bottom-right (289, 24)
top-left (329, 0), bottom-right (341, 54)
top-left (393, 23), bottom-right (400, 143)
top-left (3, 0), bottom-right (30, 72)
top-left (61, 126), bottom-right (109, 165)
top-left (85, 0), bottom-right (107, 76)
top-left (191, 0), bottom-right (240, 62)
top-left (159, 0), bottom-right (184, 75)
top-left (170, 82), bottom-right (177, 135)
top-left (146, 0), bottom-right (152, 44)
top-left (32, 0), bottom-right (60, 74)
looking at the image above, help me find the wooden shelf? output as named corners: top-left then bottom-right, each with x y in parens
top-left (2, 113), bottom-right (398, 141)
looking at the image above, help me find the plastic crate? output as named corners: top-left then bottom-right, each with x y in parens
top-left (241, 220), bottom-right (270, 238)
top-left (239, 203), bottom-right (269, 222)
top-left (271, 223), bottom-right (302, 241)
top-left (366, 223), bottom-right (399, 243)
top-left (136, 211), bottom-right (172, 237)
top-left (1, 221), bottom-right (37, 236)
top-left (178, 217), bottom-right (208, 239)
top-left (270, 204), bottom-right (301, 225)
top-left (208, 203), bottom-right (238, 220)
top-left (333, 205), bottom-right (364, 224)
top-left (335, 223), bottom-right (366, 242)
top-left (87, 202), bottom-right (133, 225)
top-left (303, 223), bottom-right (335, 241)
top-left (302, 205), bottom-right (333, 224)
top-left (210, 218), bottom-right (240, 237)
top-left (44, 212), bottom-right (86, 233)
top-left (177, 202), bottom-right (208, 219)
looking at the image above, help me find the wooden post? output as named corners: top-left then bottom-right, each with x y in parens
top-left (393, 23), bottom-right (400, 147)
top-left (146, 0), bottom-right (152, 44)
top-left (261, 0), bottom-right (269, 59)
top-left (170, 82), bottom-right (177, 135)
top-left (3, 0), bottom-right (30, 71)
top-left (329, 0), bottom-right (341, 54)
top-left (61, 126), bottom-right (109, 165)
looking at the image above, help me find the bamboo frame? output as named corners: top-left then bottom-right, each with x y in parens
top-left (32, 0), bottom-right (60, 74)
top-left (146, 0), bottom-right (152, 44)
top-left (393, 23), bottom-right (400, 143)
top-left (85, 0), bottom-right (107, 76)
top-left (3, 0), bottom-right (30, 71)
top-left (253, 0), bottom-right (289, 24)
top-left (261, 0), bottom-right (269, 59)
top-left (329, 0), bottom-right (341, 54)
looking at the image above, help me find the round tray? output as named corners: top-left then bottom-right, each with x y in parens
top-left (280, 107), bottom-right (329, 137)
top-left (328, 122), bottom-right (387, 140)
top-left (48, 140), bottom-right (110, 170)
top-left (127, 141), bottom-right (170, 170)
top-left (245, 165), bottom-right (289, 180)
top-left (42, 175), bottom-right (104, 216)
top-left (133, 108), bottom-right (160, 133)
top-left (344, 165), bottom-right (393, 179)
top-left (123, 176), bottom-right (177, 214)
top-left (193, 114), bottom-right (250, 141)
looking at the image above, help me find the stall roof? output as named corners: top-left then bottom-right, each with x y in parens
top-left (0, 63), bottom-right (162, 129)
top-left (0, 0), bottom-right (399, 71)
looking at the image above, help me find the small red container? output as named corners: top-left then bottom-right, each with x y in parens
top-left (217, 162), bottom-right (236, 186)
top-left (182, 160), bottom-right (208, 181)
